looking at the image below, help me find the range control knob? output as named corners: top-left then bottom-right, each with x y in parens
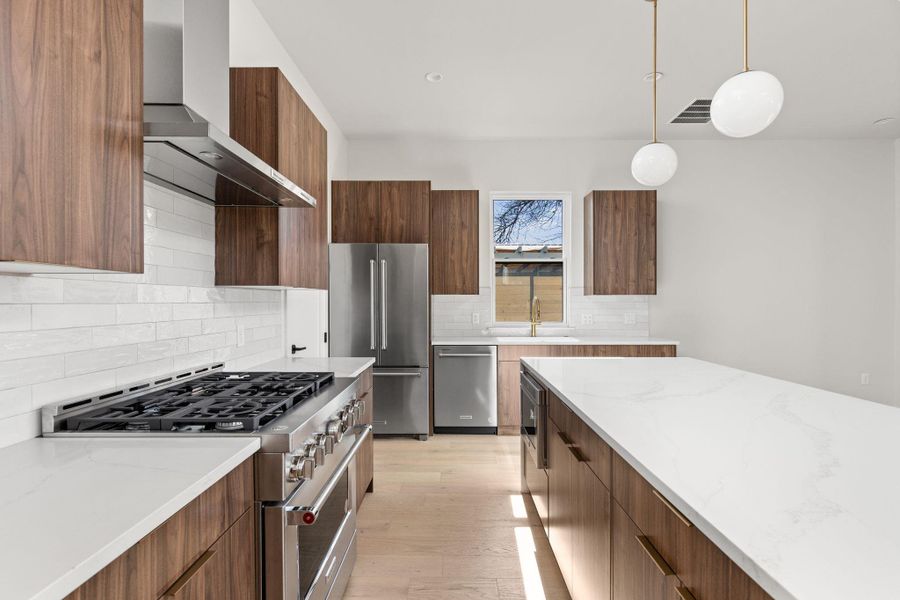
top-left (326, 418), bottom-right (344, 443)
top-left (286, 454), bottom-right (316, 482)
top-left (305, 442), bottom-right (325, 467)
top-left (340, 408), bottom-right (352, 429)
top-left (315, 433), bottom-right (334, 455)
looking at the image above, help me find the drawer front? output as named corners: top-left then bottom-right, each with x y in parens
top-left (65, 458), bottom-right (255, 600)
top-left (570, 417), bottom-right (612, 489)
top-left (548, 392), bottom-right (571, 432)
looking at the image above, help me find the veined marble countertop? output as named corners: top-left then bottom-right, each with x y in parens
top-left (0, 437), bottom-right (259, 600)
top-left (432, 336), bottom-right (679, 346)
top-left (521, 356), bottom-right (900, 600)
top-left (251, 356), bottom-right (375, 378)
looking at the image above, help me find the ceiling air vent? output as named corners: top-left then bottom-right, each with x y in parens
top-left (671, 99), bottom-right (712, 124)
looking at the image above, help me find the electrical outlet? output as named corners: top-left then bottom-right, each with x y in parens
top-left (581, 314), bottom-right (593, 325)
top-left (861, 373), bottom-right (871, 385)
top-left (624, 313), bottom-right (637, 325)
top-left (472, 312), bottom-right (480, 325)
top-left (236, 324), bottom-right (246, 347)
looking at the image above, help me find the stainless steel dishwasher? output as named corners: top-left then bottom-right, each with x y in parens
top-left (434, 345), bottom-right (498, 433)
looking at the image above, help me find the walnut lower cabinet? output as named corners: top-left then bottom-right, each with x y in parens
top-left (65, 459), bottom-right (256, 600)
top-left (355, 367), bottom-right (375, 510)
top-left (527, 379), bottom-right (774, 600)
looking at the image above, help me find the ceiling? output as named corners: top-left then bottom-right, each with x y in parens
top-left (253, 0), bottom-right (900, 140)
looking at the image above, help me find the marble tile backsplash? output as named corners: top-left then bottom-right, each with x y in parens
top-left (0, 183), bottom-right (284, 448)
top-left (432, 287), bottom-right (650, 338)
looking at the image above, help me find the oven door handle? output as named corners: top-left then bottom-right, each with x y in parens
top-left (285, 425), bottom-right (372, 526)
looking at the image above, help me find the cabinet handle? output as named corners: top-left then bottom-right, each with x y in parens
top-left (557, 431), bottom-right (573, 445)
top-left (652, 489), bottom-right (693, 528)
top-left (567, 444), bottom-right (587, 463)
top-left (675, 586), bottom-right (697, 600)
top-left (635, 535), bottom-right (674, 577)
top-left (163, 549), bottom-right (217, 597)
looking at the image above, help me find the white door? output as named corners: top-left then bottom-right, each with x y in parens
top-left (285, 289), bottom-right (328, 357)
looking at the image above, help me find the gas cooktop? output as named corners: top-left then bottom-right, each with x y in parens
top-left (64, 371), bottom-right (334, 433)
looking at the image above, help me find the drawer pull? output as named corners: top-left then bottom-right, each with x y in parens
top-left (557, 431), bottom-right (573, 445)
top-left (163, 549), bottom-right (217, 597)
top-left (567, 444), bottom-right (587, 463)
top-left (635, 535), bottom-right (674, 577)
top-left (652, 489), bottom-right (693, 528)
top-left (675, 586), bottom-right (697, 600)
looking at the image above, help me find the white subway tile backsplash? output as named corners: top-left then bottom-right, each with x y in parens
top-left (0, 276), bottom-right (63, 303)
top-left (116, 303), bottom-right (174, 324)
top-left (0, 183), bottom-right (284, 448)
top-left (93, 323), bottom-right (156, 348)
top-left (0, 306), bottom-right (31, 332)
top-left (32, 304), bottom-right (117, 330)
top-left (66, 345), bottom-right (137, 377)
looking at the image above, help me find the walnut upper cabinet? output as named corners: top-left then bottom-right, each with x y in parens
top-left (430, 190), bottom-right (479, 295)
top-left (584, 190), bottom-right (657, 295)
top-left (216, 67), bottom-right (328, 288)
top-left (0, 0), bottom-right (144, 274)
top-left (332, 181), bottom-right (431, 243)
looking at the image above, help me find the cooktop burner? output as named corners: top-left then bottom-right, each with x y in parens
top-left (66, 371), bottom-right (334, 433)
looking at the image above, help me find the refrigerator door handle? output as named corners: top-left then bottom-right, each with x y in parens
top-left (369, 259), bottom-right (376, 350)
top-left (380, 259), bottom-right (387, 350)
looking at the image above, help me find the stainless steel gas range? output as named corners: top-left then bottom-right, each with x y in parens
top-left (42, 363), bottom-right (369, 600)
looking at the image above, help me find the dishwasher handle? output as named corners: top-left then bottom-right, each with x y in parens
top-left (437, 352), bottom-right (494, 358)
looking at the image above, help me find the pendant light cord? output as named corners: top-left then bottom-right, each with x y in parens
top-left (743, 0), bottom-right (749, 72)
top-left (652, 0), bottom-right (658, 143)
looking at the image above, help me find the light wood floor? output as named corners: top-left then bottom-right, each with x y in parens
top-left (346, 435), bottom-right (571, 600)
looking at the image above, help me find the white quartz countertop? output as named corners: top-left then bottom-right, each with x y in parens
top-left (0, 437), bottom-right (260, 600)
top-left (250, 356), bottom-right (376, 378)
top-left (432, 336), bottom-right (679, 346)
top-left (521, 357), bottom-right (900, 600)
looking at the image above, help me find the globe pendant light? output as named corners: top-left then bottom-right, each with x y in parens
top-left (631, 0), bottom-right (678, 187)
top-left (711, 0), bottom-right (784, 137)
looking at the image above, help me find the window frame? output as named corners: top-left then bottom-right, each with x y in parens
top-left (489, 191), bottom-right (572, 327)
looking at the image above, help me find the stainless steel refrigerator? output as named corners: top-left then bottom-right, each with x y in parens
top-left (329, 244), bottom-right (430, 440)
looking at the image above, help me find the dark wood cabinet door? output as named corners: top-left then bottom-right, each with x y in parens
top-left (573, 463), bottom-right (611, 600)
top-left (0, 0), bottom-right (143, 273)
top-left (548, 419), bottom-right (574, 592)
top-left (222, 67), bottom-right (327, 288)
top-left (332, 180), bottom-right (431, 244)
top-left (430, 190), bottom-right (479, 294)
top-left (611, 500), bottom-right (676, 600)
top-left (584, 190), bottom-right (656, 295)
top-left (332, 181), bottom-right (380, 243)
top-left (355, 370), bottom-right (375, 510)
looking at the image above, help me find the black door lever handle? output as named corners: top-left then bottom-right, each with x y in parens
top-left (291, 344), bottom-right (307, 355)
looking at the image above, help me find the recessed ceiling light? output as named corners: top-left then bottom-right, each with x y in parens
top-left (643, 72), bottom-right (663, 82)
top-left (424, 72), bottom-right (444, 83)
top-left (873, 117), bottom-right (896, 126)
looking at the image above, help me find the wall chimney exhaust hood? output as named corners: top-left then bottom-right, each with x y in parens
top-left (143, 0), bottom-right (315, 208)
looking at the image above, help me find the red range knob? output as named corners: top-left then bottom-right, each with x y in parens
top-left (302, 512), bottom-right (316, 525)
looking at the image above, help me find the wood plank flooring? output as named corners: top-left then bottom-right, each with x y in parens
top-left (347, 435), bottom-right (570, 600)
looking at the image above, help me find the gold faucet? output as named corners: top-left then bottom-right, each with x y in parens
top-left (530, 297), bottom-right (542, 337)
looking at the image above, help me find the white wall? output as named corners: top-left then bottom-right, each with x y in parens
top-left (895, 140), bottom-right (900, 405)
top-left (348, 138), bottom-right (898, 406)
top-left (0, 184), bottom-right (285, 448)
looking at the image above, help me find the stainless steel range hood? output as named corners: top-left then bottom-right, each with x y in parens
top-left (143, 0), bottom-right (315, 208)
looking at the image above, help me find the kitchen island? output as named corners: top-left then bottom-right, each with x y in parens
top-left (521, 356), bottom-right (900, 600)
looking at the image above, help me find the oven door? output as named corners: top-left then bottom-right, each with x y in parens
top-left (263, 426), bottom-right (372, 600)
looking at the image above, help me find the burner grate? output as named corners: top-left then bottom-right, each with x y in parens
top-left (66, 371), bottom-right (334, 432)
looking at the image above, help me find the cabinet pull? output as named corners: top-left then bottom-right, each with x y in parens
top-left (675, 586), bottom-right (697, 600)
top-left (652, 489), bottom-right (693, 528)
top-left (635, 535), bottom-right (674, 577)
top-left (567, 444), bottom-right (587, 463)
top-left (163, 549), bottom-right (217, 597)
top-left (557, 431), bottom-right (573, 445)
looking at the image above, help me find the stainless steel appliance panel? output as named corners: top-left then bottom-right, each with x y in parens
top-left (372, 367), bottom-right (429, 437)
top-left (329, 245), bottom-right (378, 360)
top-left (520, 370), bottom-right (547, 469)
top-left (434, 346), bottom-right (497, 430)
top-left (376, 244), bottom-right (429, 368)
